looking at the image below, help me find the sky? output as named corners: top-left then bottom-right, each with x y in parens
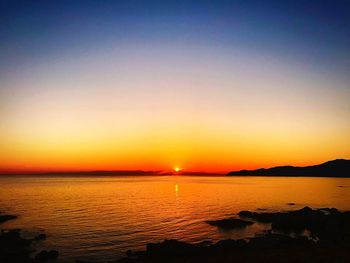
top-left (1, 0), bottom-right (350, 173)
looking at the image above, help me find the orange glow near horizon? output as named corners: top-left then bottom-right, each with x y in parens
top-left (1, 46), bottom-right (350, 174)
top-left (1, 105), bottom-right (349, 174)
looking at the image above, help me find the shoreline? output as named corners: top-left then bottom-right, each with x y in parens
top-left (2, 206), bottom-right (350, 262)
top-left (115, 206), bottom-right (350, 263)
top-left (0, 212), bottom-right (58, 263)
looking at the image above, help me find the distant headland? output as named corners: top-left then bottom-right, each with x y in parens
top-left (1, 159), bottom-right (349, 177)
top-left (228, 159), bottom-right (350, 177)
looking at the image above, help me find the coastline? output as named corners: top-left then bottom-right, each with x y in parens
top-left (228, 159), bottom-right (350, 177)
top-left (2, 206), bottom-right (350, 263)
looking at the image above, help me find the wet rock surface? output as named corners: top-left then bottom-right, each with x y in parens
top-left (206, 218), bottom-right (254, 229)
top-left (35, 250), bottom-right (59, 262)
top-left (0, 229), bottom-right (34, 263)
top-left (34, 233), bottom-right (47, 241)
top-left (239, 206), bottom-right (350, 240)
top-left (118, 207), bottom-right (350, 263)
top-left (0, 214), bottom-right (18, 224)
top-left (0, 213), bottom-right (58, 263)
top-left (116, 236), bottom-right (350, 263)
top-left (2, 207), bottom-right (350, 262)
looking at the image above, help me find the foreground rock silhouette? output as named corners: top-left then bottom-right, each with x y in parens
top-left (0, 228), bottom-right (59, 263)
top-left (206, 218), bottom-right (254, 229)
top-left (239, 206), bottom-right (350, 240)
top-left (117, 207), bottom-right (350, 263)
top-left (0, 213), bottom-right (59, 263)
top-left (35, 250), bottom-right (59, 261)
top-left (0, 214), bottom-right (17, 224)
top-left (2, 207), bottom-right (350, 262)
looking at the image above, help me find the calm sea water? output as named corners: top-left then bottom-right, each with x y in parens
top-left (1, 175), bottom-right (350, 262)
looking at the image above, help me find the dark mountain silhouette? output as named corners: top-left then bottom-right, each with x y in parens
top-left (228, 159), bottom-right (350, 177)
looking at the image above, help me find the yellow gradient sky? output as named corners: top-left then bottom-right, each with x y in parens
top-left (1, 45), bottom-right (349, 173)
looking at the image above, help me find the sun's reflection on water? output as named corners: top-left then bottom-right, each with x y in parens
top-left (175, 184), bottom-right (179, 197)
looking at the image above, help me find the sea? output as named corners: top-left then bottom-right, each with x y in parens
top-left (1, 175), bottom-right (350, 262)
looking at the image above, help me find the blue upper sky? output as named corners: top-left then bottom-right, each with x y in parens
top-left (1, 0), bottom-right (350, 78)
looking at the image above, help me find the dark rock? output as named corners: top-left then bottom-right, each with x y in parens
top-left (206, 218), bottom-right (254, 229)
top-left (254, 212), bottom-right (284, 223)
top-left (238, 210), bottom-right (253, 217)
top-left (213, 239), bottom-right (237, 250)
top-left (35, 250), bottom-right (59, 261)
top-left (117, 206), bottom-right (350, 263)
top-left (146, 240), bottom-right (199, 258)
top-left (319, 207), bottom-right (339, 214)
top-left (34, 233), bottom-right (46, 241)
top-left (0, 214), bottom-right (17, 224)
top-left (236, 206), bottom-right (350, 241)
top-left (197, 240), bottom-right (212, 247)
top-left (0, 229), bottom-right (33, 263)
top-left (235, 239), bottom-right (248, 248)
top-left (292, 206), bottom-right (313, 216)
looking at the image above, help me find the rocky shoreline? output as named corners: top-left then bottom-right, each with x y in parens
top-left (115, 206), bottom-right (350, 263)
top-left (0, 211), bottom-right (58, 263)
top-left (2, 206), bottom-right (350, 262)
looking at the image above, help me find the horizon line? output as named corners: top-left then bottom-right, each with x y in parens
top-left (0, 158), bottom-right (348, 176)
top-left (0, 169), bottom-right (227, 176)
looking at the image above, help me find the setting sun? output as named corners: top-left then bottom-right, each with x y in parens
top-left (174, 167), bottom-right (181, 172)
